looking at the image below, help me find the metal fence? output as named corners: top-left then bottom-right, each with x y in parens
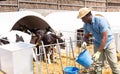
top-left (32, 31), bottom-right (120, 74)
top-left (33, 37), bottom-right (94, 74)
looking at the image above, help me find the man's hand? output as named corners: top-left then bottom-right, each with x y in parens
top-left (81, 42), bottom-right (87, 49)
top-left (93, 51), bottom-right (101, 61)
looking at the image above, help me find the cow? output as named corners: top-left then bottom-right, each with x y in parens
top-left (0, 30), bottom-right (31, 44)
top-left (0, 30), bottom-right (38, 61)
top-left (30, 29), bottom-right (65, 64)
top-left (0, 29), bottom-right (65, 64)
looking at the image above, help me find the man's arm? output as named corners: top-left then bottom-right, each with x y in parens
top-left (93, 31), bottom-right (108, 61)
top-left (98, 31), bottom-right (108, 51)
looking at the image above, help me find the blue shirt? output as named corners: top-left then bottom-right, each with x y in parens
top-left (83, 16), bottom-right (114, 49)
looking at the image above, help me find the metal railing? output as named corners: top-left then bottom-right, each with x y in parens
top-left (33, 37), bottom-right (94, 74)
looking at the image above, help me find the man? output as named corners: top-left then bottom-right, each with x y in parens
top-left (77, 7), bottom-right (120, 74)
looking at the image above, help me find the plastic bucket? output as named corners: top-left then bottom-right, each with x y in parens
top-left (63, 66), bottom-right (79, 74)
top-left (75, 49), bottom-right (93, 68)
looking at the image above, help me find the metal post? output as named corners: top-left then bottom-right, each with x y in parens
top-left (39, 46), bottom-right (42, 74)
top-left (17, 0), bottom-right (20, 11)
top-left (57, 0), bottom-right (61, 10)
top-left (69, 37), bottom-right (76, 67)
top-left (84, 0), bottom-right (86, 7)
top-left (64, 41), bottom-right (69, 66)
top-left (56, 39), bottom-right (63, 72)
top-left (105, 0), bottom-right (108, 12)
top-left (35, 47), bottom-right (39, 74)
top-left (0, 56), bottom-right (1, 70)
top-left (41, 41), bottom-right (49, 74)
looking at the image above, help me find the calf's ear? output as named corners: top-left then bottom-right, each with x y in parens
top-left (16, 34), bottom-right (19, 38)
top-left (16, 34), bottom-right (24, 42)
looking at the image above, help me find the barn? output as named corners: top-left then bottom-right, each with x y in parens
top-left (45, 11), bottom-right (120, 51)
top-left (0, 11), bottom-right (52, 35)
top-left (46, 11), bottom-right (83, 40)
top-left (46, 10), bottom-right (120, 35)
top-left (0, 10), bottom-right (120, 74)
top-left (1, 10), bottom-right (120, 45)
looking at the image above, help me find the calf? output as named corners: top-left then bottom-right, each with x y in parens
top-left (31, 29), bottom-right (65, 64)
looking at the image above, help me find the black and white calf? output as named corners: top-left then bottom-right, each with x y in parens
top-left (0, 30), bottom-right (31, 44)
top-left (31, 29), bottom-right (65, 64)
top-left (0, 30), bottom-right (38, 61)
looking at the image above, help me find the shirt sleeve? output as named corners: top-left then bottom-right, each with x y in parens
top-left (99, 17), bottom-right (109, 33)
top-left (84, 24), bottom-right (89, 34)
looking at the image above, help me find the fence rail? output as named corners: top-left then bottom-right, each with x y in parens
top-left (33, 38), bottom-right (94, 74)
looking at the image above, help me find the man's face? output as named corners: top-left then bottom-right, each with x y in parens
top-left (81, 13), bottom-right (92, 24)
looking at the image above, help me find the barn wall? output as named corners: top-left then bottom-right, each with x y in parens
top-left (0, 0), bottom-right (120, 12)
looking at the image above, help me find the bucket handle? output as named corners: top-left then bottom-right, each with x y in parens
top-left (75, 49), bottom-right (87, 61)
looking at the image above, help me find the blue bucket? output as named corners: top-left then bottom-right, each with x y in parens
top-left (63, 66), bottom-right (79, 74)
top-left (75, 49), bottom-right (93, 68)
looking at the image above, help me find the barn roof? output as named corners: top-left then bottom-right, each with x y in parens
top-left (0, 11), bottom-right (51, 35)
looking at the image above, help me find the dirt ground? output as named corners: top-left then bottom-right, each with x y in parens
top-left (33, 45), bottom-right (118, 74)
top-left (0, 45), bottom-right (120, 74)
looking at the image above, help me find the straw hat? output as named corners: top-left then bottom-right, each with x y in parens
top-left (77, 8), bottom-right (92, 19)
top-left (95, 14), bottom-right (104, 17)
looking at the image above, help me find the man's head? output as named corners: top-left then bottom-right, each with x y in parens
top-left (77, 7), bottom-right (92, 24)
